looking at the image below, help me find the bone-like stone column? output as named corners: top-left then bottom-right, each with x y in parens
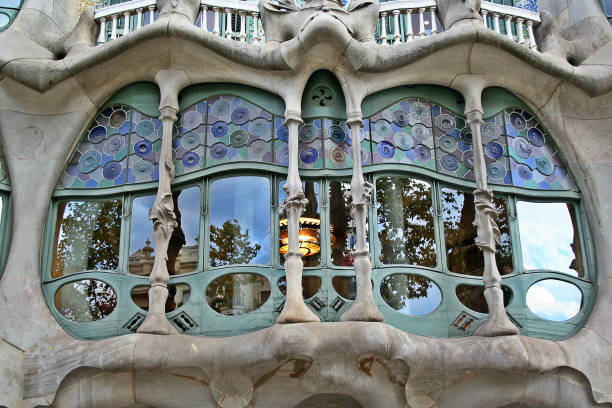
top-left (341, 114), bottom-right (384, 322)
top-left (453, 75), bottom-right (518, 336)
top-left (138, 70), bottom-right (191, 335)
top-left (277, 112), bottom-right (320, 324)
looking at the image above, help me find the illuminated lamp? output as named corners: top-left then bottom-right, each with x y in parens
top-left (279, 217), bottom-right (329, 257)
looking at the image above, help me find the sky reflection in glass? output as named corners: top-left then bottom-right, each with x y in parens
top-left (210, 177), bottom-right (270, 265)
top-left (526, 279), bottom-right (582, 321)
top-left (517, 201), bottom-right (582, 277)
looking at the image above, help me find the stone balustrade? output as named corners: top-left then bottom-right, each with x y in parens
top-left (93, 0), bottom-right (540, 48)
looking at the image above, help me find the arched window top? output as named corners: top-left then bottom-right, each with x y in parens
top-left (363, 86), bottom-right (576, 191)
top-left (0, 0), bottom-right (22, 32)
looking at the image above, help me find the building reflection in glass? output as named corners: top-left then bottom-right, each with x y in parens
top-left (206, 273), bottom-right (271, 315)
top-left (128, 186), bottom-right (200, 276)
top-left (329, 180), bottom-right (361, 266)
top-left (380, 273), bottom-right (441, 316)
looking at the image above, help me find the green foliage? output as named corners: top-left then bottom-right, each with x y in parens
top-left (53, 200), bottom-right (122, 277)
top-left (209, 218), bottom-right (261, 267)
top-left (376, 177), bottom-right (437, 267)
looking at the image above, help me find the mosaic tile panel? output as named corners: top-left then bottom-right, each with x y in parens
top-left (61, 105), bottom-right (132, 189)
top-left (504, 108), bottom-right (574, 190)
top-left (174, 101), bottom-right (206, 176)
top-left (323, 119), bottom-right (372, 169)
top-left (128, 110), bottom-right (162, 184)
top-left (274, 119), bottom-right (324, 169)
top-left (370, 99), bottom-right (435, 170)
top-left (207, 96), bottom-right (274, 166)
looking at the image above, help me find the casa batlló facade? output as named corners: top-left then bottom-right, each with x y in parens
top-left (0, 0), bottom-right (611, 406)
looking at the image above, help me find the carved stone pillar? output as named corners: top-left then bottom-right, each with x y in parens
top-left (138, 70), bottom-right (190, 335)
top-left (341, 115), bottom-right (384, 322)
top-left (453, 75), bottom-right (518, 336)
top-left (277, 113), bottom-right (320, 324)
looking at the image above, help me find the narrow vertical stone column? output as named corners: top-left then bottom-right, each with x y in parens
top-left (148, 5), bottom-right (156, 24)
top-left (493, 13), bottom-right (501, 34)
top-left (526, 20), bottom-right (537, 50)
top-left (516, 18), bottom-right (525, 44)
top-left (201, 5), bottom-right (208, 30)
top-left (110, 14), bottom-right (118, 40)
top-left (136, 8), bottom-right (143, 30)
top-left (239, 11), bottom-right (247, 42)
top-left (252, 12), bottom-right (260, 44)
top-left (418, 8), bottom-right (426, 37)
top-left (504, 15), bottom-right (513, 40)
top-left (481, 9), bottom-right (488, 26)
top-left (277, 113), bottom-right (320, 324)
top-left (430, 6), bottom-right (438, 35)
top-left (225, 9), bottom-right (233, 39)
top-left (453, 75), bottom-right (518, 337)
top-left (404, 9), bottom-right (413, 41)
top-left (138, 70), bottom-right (191, 335)
top-left (392, 10), bottom-right (401, 43)
top-left (123, 11), bottom-right (131, 34)
top-left (341, 115), bottom-right (384, 323)
top-left (97, 16), bottom-right (107, 43)
top-left (379, 12), bottom-right (387, 44)
top-left (213, 8), bottom-right (221, 35)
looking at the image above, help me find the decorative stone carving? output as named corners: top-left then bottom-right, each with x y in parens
top-left (259, 0), bottom-right (380, 45)
top-left (137, 70), bottom-right (191, 335)
top-left (277, 114), bottom-right (321, 324)
top-left (156, 0), bottom-right (202, 22)
top-left (37, 6), bottom-right (98, 59)
top-left (436, 0), bottom-right (482, 30)
top-left (341, 117), bottom-right (384, 322)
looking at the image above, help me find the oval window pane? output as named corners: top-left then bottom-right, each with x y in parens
top-left (54, 279), bottom-right (117, 322)
top-left (456, 284), bottom-right (512, 314)
top-left (206, 273), bottom-right (271, 315)
top-left (517, 202), bottom-right (583, 277)
top-left (52, 200), bottom-right (122, 278)
top-left (332, 276), bottom-right (357, 300)
top-left (277, 276), bottom-right (322, 299)
top-left (526, 279), bottom-right (582, 321)
top-left (131, 283), bottom-right (191, 312)
top-left (380, 274), bottom-right (441, 316)
top-left (210, 177), bottom-right (270, 266)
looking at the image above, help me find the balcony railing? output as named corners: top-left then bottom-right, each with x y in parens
top-left (93, 0), bottom-right (540, 50)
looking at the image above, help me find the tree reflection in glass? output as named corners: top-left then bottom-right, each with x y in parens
top-left (210, 177), bottom-right (270, 266)
top-left (329, 180), bottom-right (363, 266)
top-left (376, 177), bottom-right (436, 266)
top-left (277, 276), bottom-right (322, 299)
top-left (517, 201), bottom-right (583, 277)
top-left (206, 273), bottom-right (271, 315)
top-left (128, 187), bottom-right (200, 276)
top-left (52, 200), bottom-right (122, 278)
top-left (442, 188), bottom-right (513, 276)
top-left (380, 274), bottom-right (441, 316)
top-left (54, 279), bottom-right (118, 322)
top-left (279, 180), bottom-right (321, 267)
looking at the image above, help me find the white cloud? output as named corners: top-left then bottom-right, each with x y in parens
top-left (526, 282), bottom-right (581, 321)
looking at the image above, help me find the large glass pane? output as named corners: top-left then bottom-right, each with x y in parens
top-left (206, 273), bottom-right (271, 315)
top-left (517, 201), bottom-right (584, 277)
top-left (54, 279), bottom-right (117, 322)
top-left (329, 180), bottom-right (363, 266)
top-left (380, 273), bottom-right (442, 316)
top-left (526, 279), bottom-right (582, 321)
top-left (279, 180), bottom-right (321, 267)
top-left (0, 0), bottom-right (21, 8)
top-left (376, 177), bottom-right (436, 267)
top-left (210, 177), bottom-right (270, 266)
top-left (129, 187), bottom-right (200, 276)
top-left (442, 188), bottom-right (513, 276)
top-left (52, 200), bottom-right (122, 278)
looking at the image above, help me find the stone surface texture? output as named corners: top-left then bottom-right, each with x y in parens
top-left (0, 0), bottom-right (611, 407)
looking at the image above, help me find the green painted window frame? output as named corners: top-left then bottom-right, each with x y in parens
top-left (42, 85), bottom-right (596, 341)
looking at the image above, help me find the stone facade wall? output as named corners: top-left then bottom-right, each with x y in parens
top-left (0, 0), bottom-right (611, 406)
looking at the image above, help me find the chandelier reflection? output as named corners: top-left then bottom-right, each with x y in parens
top-left (279, 217), bottom-right (322, 257)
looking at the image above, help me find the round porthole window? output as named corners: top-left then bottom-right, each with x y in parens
top-left (54, 279), bottom-right (117, 322)
top-left (206, 273), bottom-right (271, 316)
top-left (380, 274), bottom-right (442, 316)
top-left (526, 279), bottom-right (582, 321)
top-left (0, 13), bottom-right (11, 30)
